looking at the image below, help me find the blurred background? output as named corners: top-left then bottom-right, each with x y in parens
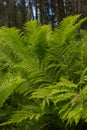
top-left (0, 0), bottom-right (87, 28)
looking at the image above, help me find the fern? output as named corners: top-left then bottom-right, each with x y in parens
top-left (51, 15), bottom-right (87, 46)
top-left (0, 105), bottom-right (43, 126)
top-left (0, 75), bottom-right (24, 107)
top-left (0, 15), bottom-right (87, 129)
top-left (30, 76), bottom-right (87, 124)
top-left (46, 15), bottom-right (87, 83)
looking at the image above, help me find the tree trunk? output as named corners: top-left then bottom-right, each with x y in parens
top-left (57, 0), bottom-right (65, 23)
top-left (20, 0), bottom-right (26, 26)
top-left (8, 0), bottom-right (17, 27)
top-left (29, 0), bottom-right (34, 20)
top-left (0, 0), bottom-right (3, 26)
top-left (73, 0), bottom-right (81, 14)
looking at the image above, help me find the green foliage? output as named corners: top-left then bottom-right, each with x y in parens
top-left (0, 75), bottom-right (24, 107)
top-left (0, 15), bottom-right (87, 129)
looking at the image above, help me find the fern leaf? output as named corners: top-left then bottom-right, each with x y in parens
top-left (0, 105), bottom-right (42, 126)
top-left (0, 76), bottom-right (24, 107)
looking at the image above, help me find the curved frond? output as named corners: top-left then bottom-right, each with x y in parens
top-left (0, 75), bottom-right (24, 107)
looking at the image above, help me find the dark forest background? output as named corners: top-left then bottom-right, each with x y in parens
top-left (0, 0), bottom-right (87, 28)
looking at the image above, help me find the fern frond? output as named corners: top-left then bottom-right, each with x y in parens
top-left (30, 76), bottom-right (87, 124)
top-left (0, 105), bottom-right (43, 126)
top-left (23, 20), bottom-right (40, 44)
top-left (51, 15), bottom-right (87, 46)
top-left (0, 75), bottom-right (24, 107)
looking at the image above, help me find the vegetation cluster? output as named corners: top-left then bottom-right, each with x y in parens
top-left (0, 15), bottom-right (87, 130)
